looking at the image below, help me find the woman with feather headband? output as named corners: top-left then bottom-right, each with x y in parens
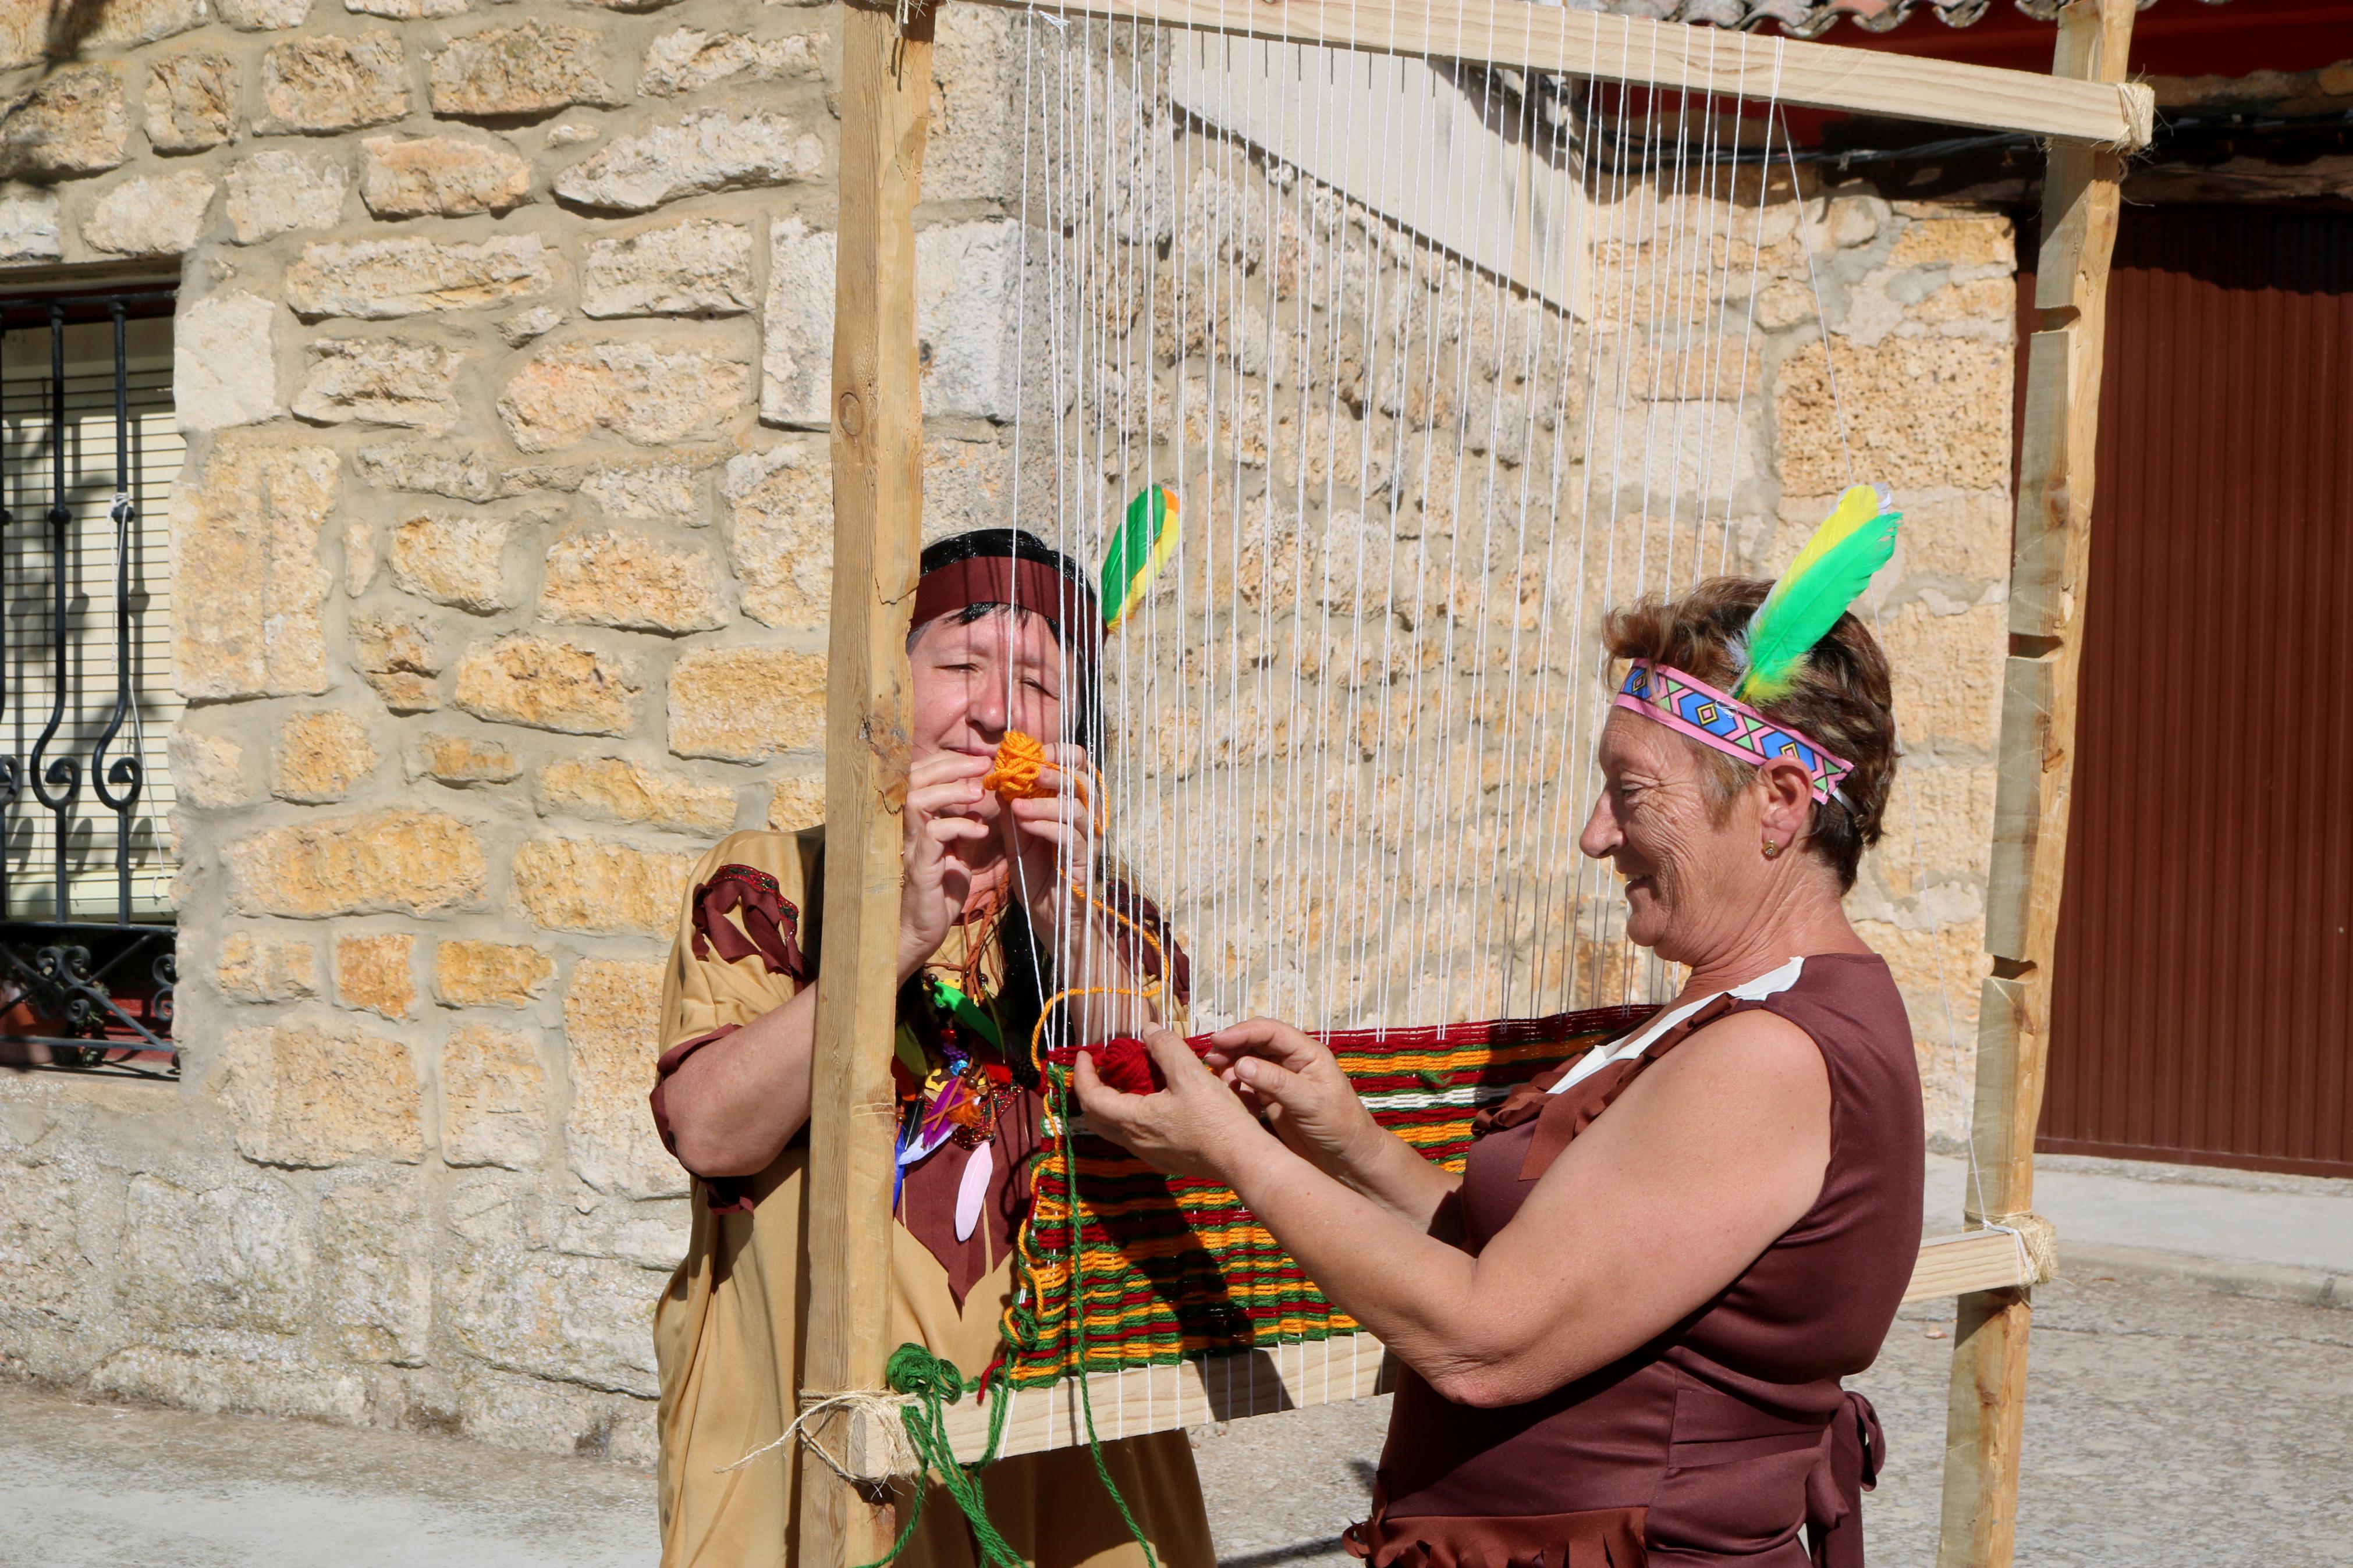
top-left (1077, 488), bottom-right (1925, 1568)
top-left (646, 528), bottom-right (1213, 1568)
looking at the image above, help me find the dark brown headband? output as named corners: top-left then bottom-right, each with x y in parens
top-left (909, 555), bottom-right (1101, 667)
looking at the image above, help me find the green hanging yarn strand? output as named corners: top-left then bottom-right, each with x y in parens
top-left (854, 1345), bottom-right (1027, 1568)
top-left (1051, 1068), bottom-right (1162, 1568)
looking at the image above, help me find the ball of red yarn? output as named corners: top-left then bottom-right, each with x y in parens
top-left (1084, 1036), bottom-right (1166, 1096)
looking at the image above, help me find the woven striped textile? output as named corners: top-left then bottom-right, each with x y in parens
top-left (995, 1004), bottom-right (1654, 1389)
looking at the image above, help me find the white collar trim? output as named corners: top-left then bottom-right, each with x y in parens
top-left (1547, 956), bottom-right (1807, 1094)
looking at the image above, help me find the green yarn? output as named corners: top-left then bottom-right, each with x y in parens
top-left (855, 1345), bottom-right (1025, 1568)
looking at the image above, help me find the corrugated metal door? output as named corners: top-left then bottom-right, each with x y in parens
top-left (2039, 207), bottom-right (2353, 1176)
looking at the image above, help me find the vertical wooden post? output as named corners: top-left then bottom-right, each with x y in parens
top-left (1936, 5), bottom-right (2136, 1567)
top-left (801, 3), bottom-right (935, 1566)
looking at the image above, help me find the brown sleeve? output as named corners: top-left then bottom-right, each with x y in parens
top-left (650, 829), bottom-right (823, 1211)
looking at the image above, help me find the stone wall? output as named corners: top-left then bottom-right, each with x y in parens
top-left (0, 0), bottom-right (1027, 1463)
top-left (0, 4), bottom-right (2014, 1462)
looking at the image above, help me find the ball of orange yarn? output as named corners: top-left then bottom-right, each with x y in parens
top-left (982, 730), bottom-right (1051, 799)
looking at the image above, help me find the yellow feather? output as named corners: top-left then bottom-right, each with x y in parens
top-left (1772, 482), bottom-right (1884, 599)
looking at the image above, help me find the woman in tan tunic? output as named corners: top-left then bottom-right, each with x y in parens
top-left (648, 528), bottom-right (1215, 1568)
top-left (1080, 569), bottom-right (1925, 1567)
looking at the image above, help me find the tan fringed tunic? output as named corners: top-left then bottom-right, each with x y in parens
top-left (648, 827), bottom-right (1215, 1568)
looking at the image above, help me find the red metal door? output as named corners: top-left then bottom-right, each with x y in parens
top-left (2039, 205), bottom-right (2353, 1176)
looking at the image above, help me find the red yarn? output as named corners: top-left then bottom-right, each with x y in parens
top-left (1053, 1033), bottom-right (1216, 1096)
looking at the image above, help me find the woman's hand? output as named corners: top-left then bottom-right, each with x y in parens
top-left (1003, 741), bottom-right (1096, 926)
top-left (1202, 1018), bottom-right (1385, 1186)
top-left (1072, 1030), bottom-right (1279, 1183)
top-left (899, 751), bottom-right (994, 983)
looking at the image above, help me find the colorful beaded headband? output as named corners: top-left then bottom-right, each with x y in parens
top-left (1614, 660), bottom-right (1855, 808)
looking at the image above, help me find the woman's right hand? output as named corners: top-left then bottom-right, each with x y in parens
top-left (1203, 1018), bottom-right (1384, 1186)
top-left (898, 751), bottom-right (993, 983)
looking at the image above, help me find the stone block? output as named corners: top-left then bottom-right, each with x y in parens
top-left (925, 5), bottom-right (1019, 204)
top-left (88, 1349), bottom-right (370, 1425)
top-left (354, 442), bottom-right (566, 503)
top-left (579, 218), bottom-right (753, 318)
top-left (581, 461), bottom-right (696, 521)
top-left (216, 1020), bottom-right (425, 1166)
top-left (144, 54), bottom-right (238, 151)
top-left (170, 441), bottom-right (336, 699)
top-left (1882, 602), bottom-right (2006, 756)
top-left (0, 66), bottom-right (128, 180)
top-left (562, 957), bottom-right (680, 1199)
top-left (119, 1172), bottom-right (310, 1335)
top-left (723, 443), bottom-right (826, 627)
top-left (344, 517), bottom-right (377, 595)
top-left (538, 528), bottom-right (723, 634)
top-left (260, 32), bottom-right (409, 134)
top-left (428, 21), bottom-right (622, 119)
top-left (335, 931), bottom-right (417, 1020)
top-left (454, 632), bottom-right (640, 736)
top-left (538, 756), bottom-right (734, 834)
top-left (766, 774), bottom-right (823, 832)
top-left (763, 216), bottom-right (1018, 425)
top-left (79, 0), bottom-right (211, 47)
top-left (1886, 213), bottom-right (2014, 274)
top-left (217, 931), bottom-right (318, 1001)
top-left (0, 183), bottom-right (60, 261)
top-left (352, 612), bottom-right (441, 713)
top-left (225, 150), bottom-right (348, 243)
top-left (441, 1024), bottom-right (547, 1169)
top-left (174, 291), bottom-right (282, 432)
top-left (552, 108), bottom-right (823, 213)
top-left (218, 0), bottom-right (313, 26)
top-left (294, 337), bottom-right (464, 434)
top-left (498, 304), bottom-right (562, 346)
top-left (1774, 333), bottom-right (2010, 496)
top-left (410, 732), bottom-right (519, 786)
top-left (169, 728), bottom-right (250, 809)
top-left (360, 134), bottom-right (532, 218)
top-left (286, 235), bottom-right (552, 321)
top-left (350, 0), bottom-right (470, 13)
top-left (443, 1245), bottom-right (662, 1396)
top-left (272, 709), bottom-right (377, 802)
top-left (223, 809), bottom-right (488, 918)
top-left (388, 513), bottom-right (514, 611)
top-left (638, 26), bottom-right (819, 98)
top-left (433, 939), bottom-right (552, 1008)
top-left (920, 438), bottom-right (1014, 539)
top-left (667, 645), bottom-right (824, 762)
top-left (316, 1175), bottom-right (432, 1365)
top-left (514, 837), bottom-right (693, 937)
top-left (497, 342), bottom-right (747, 453)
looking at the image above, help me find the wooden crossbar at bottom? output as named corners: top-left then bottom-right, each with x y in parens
top-left (840, 1229), bottom-right (2036, 1477)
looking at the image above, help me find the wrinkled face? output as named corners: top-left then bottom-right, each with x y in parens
top-left (908, 607), bottom-right (1067, 764)
top-left (1578, 709), bottom-right (1753, 962)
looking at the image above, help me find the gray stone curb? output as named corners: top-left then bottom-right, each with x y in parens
top-left (2061, 1242), bottom-right (2350, 1311)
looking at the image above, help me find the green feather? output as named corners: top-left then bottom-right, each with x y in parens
top-left (1734, 483), bottom-right (1901, 705)
top-left (1102, 485), bottom-right (1179, 633)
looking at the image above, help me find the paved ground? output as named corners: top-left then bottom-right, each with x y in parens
top-left (8, 1158), bottom-right (2352, 1567)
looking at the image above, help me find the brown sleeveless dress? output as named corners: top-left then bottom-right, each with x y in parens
top-left (1347, 954), bottom-right (1923, 1568)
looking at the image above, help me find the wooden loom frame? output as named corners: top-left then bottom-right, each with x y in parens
top-left (807, 3), bottom-right (2145, 1566)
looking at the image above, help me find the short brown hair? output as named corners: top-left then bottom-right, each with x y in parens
top-left (1602, 577), bottom-right (1897, 891)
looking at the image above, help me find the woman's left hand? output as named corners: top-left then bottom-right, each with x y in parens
top-left (1005, 742), bottom-right (1097, 923)
top-left (1072, 1029), bottom-right (1277, 1183)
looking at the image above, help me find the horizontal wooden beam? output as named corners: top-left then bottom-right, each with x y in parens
top-left (839, 1229), bottom-right (2038, 1475)
top-left (962, 0), bottom-right (2153, 148)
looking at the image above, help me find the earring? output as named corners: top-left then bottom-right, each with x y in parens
top-left (1762, 840), bottom-right (1783, 859)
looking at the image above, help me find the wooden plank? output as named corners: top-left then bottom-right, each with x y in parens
top-left (836, 1229), bottom-right (2037, 1478)
top-left (1939, 5), bottom-right (2137, 1567)
top-left (962, 0), bottom-right (2152, 147)
top-left (798, 3), bottom-right (936, 1566)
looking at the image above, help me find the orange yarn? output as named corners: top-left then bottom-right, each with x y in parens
top-left (982, 730), bottom-right (1052, 799)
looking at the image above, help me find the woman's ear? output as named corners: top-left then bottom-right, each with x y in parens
top-left (1755, 757), bottom-right (1816, 849)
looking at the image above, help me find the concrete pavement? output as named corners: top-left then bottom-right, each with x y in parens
top-left (6, 1153), bottom-right (2351, 1566)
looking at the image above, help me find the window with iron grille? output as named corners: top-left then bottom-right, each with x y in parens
top-left (0, 289), bottom-right (180, 1079)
